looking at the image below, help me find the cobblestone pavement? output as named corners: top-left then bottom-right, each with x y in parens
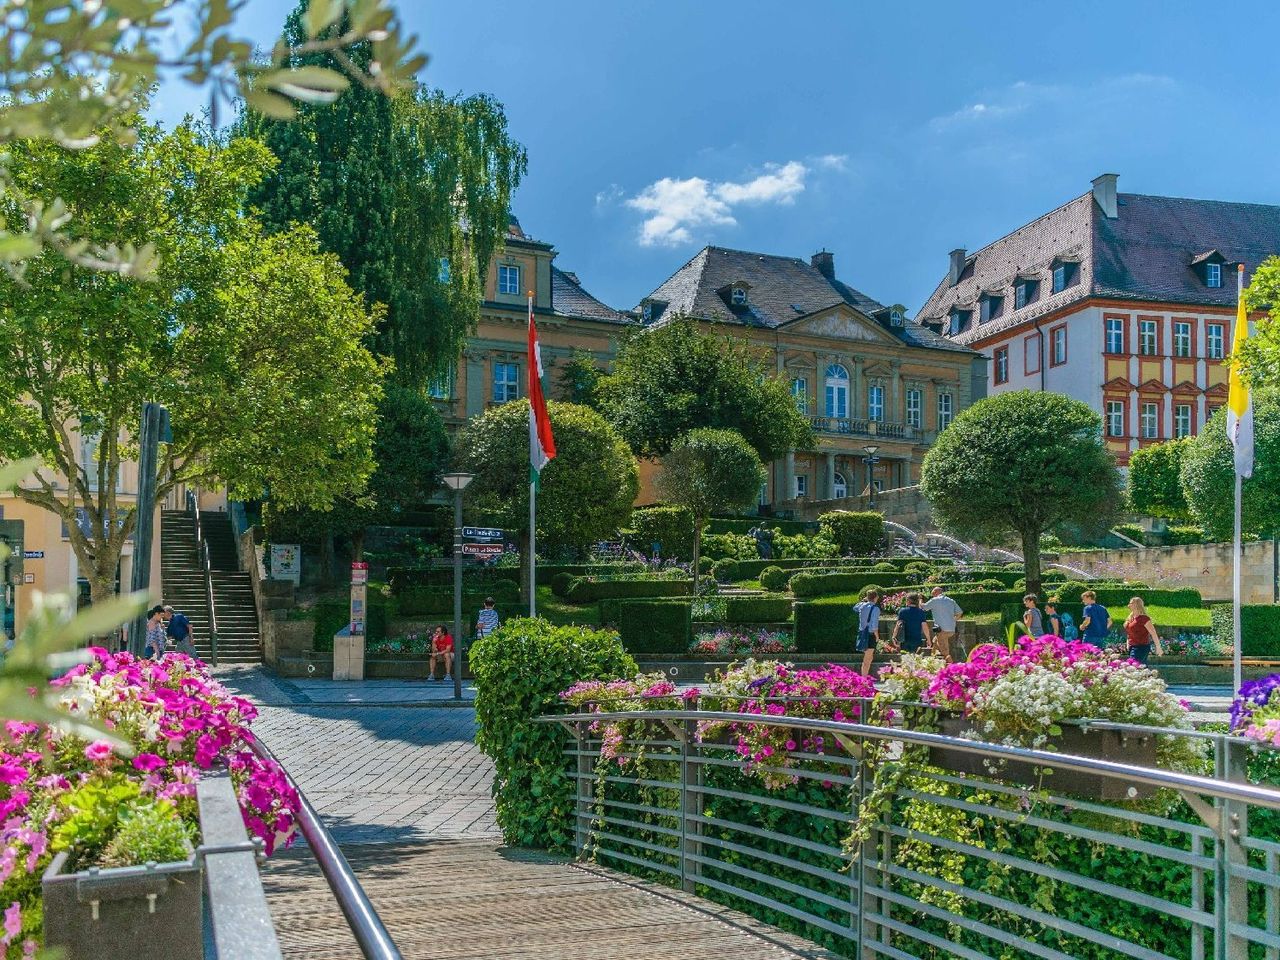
top-left (218, 668), bottom-right (497, 844)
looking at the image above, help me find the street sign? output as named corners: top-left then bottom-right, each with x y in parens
top-left (22, 551), bottom-right (42, 560)
top-left (462, 543), bottom-right (504, 558)
top-left (463, 527), bottom-right (504, 541)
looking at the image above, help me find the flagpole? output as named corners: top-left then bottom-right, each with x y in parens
top-left (528, 292), bottom-right (538, 619)
top-left (1232, 265), bottom-right (1244, 693)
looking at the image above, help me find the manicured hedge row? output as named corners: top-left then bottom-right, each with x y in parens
top-left (945, 590), bottom-right (1026, 615)
top-left (1211, 604), bottom-right (1280, 657)
top-left (790, 572), bottom-right (918, 598)
top-left (565, 578), bottom-right (693, 604)
top-left (536, 563), bottom-right (646, 586)
top-left (708, 516), bottom-right (811, 536)
top-left (313, 599), bottom-right (388, 650)
top-left (387, 565), bottom-right (519, 594)
top-left (617, 600), bottom-right (692, 654)
top-left (728, 558), bottom-right (899, 580)
top-left (397, 583), bottom-right (518, 616)
top-left (792, 599), bottom-right (856, 653)
top-left (724, 595), bottom-right (794, 624)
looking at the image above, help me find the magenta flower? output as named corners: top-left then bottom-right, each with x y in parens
top-left (132, 753), bottom-right (168, 773)
top-left (0, 765), bottom-right (27, 787)
top-left (3, 901), bottom-right (19, 944)
top-left (83, 741), bottom-right (113, 763)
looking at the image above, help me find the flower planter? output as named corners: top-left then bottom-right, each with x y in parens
top-left (42, 850), bottom-right (203, 960)
top-left (927, 716), bottom-right (1159, 801)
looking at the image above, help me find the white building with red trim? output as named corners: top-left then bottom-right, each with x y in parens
top-left (916, 174), bottom-right (1280, 464)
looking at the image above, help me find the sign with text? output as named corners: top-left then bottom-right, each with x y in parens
top-left (463, 527), bottom-right (504, 541)
top-left (461, 543), bottom-right (504, 558)
top-left (350, 561), bottom-right (369, 585)
top-left (350, 582), bottom-right (367, 635)
top-left (270, 544), bottom-right (301, 585)
top-left (22, 551), bottom-right (43, 560)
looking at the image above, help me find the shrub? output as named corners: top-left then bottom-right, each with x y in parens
top-left (617, 600), bottom-right (692, 654)
top-left (1113, 523), bottom-right (1148, 545)
top-left (564, 578), bottom-right (693, 604)
top-left (758, 565), bottom-right (789, 592)
top-left (534, 562), bottom-right (646, 586)
top-left (903, 561), bottom-right (934, 577)
top-left (711, 558), bottom-right (740, 583)
top-left (708, 516), bottom-right (810, 536)
top-left (551, 571), bottom-right (575, 598)
top-left (818, 510), bottom-right (884, 555)
top-left (1165, 525), bottom-right (1207, 546)
top-left (872, 561), bottom-right (898, 573)
top-left (1056, 581), bottom-right (1089, 603)
top-left (1041, 569), bottom-right (1068, 583)
top-left (630, 505), bottom-right (695, 561)
top-left (702, 532), bottom-right (757, 561)
top-left (793, 598), bottom-right (857, 653)
top-left (1211, 604), bottom-right (1280, 657)
top-left (947, 590), bottom-right (1026, 615)
top-left (979, 578), bottom-right (1007, 591)
top-left (471, 618), bottom-right (636, 852)
top-left (313, 599), bottom-right (387, 650)
top-left (789, 571), bottom-right (913, 598)
top-left (387, 565), bottom-right (520, 595)
top-left (396, 584), bottom-right (519, 617)
top-left (1090, 586), bottom-right (1200, 608)
top-left (774, 532), bottom-right (840, 559)
top-left (724, 595), bottom-right (793, 624)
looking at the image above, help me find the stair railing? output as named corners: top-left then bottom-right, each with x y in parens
top-left (187, 491), bottom-right (220, 666)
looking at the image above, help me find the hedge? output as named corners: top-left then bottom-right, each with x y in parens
top-left (387, 565), bottom-right (518, 594)
top-left (564, 578), bottom-right (693, 604)
top-left (724, 595), bottom-right (794, 624)
top-left (793, 598), bottom-right (857, 653)
top-left (759, 566), bottom-right (790, 591)
top-left (396, 583), bottom-right (518, 616)
top-left (617, 600), bottom-right (692, 655)
top-left (535, 562), bottom-right (646, 586)
top-left (945, 590), bottom-right (1026, 615)
top-left (727, 558), bottom-right (892, 580)
top-left (708, 516), bottom-right (810, 536)
top-left (630, 505), bottom-right (695, 561)
top-left (818, 510), bottom-right (884, 555)
top-left (790, 571), bottom-right (917, 598)
top-left (1211, 604), bottom-right (1280, 657)
top-left (313, 599), bottom-right (388, 650)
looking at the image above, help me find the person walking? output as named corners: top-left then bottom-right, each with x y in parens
top-left (855, 589), bottom-right (882, 677)
top-left (1022, 594), bottom-right (1044, 637)
top-left (1123, 597), bottom-right (1164, 665)
top-left (923, 586), bottom-right (962, 662)
top-left (428, 624), bottom-right (455, 681)
top-left (1079, 590), bottom-right (1112, 647)
top-left (475, 597), bottom-right (501, 639)
top-left (163, 605), bottom-right (198, 657)
top-left (143, 606), bottom-right (168, 660)
top-left (760, 525), bottom-right (775, 561)
top-left (1044, 599), bottom-right (1078, 640)
top-left (892, 593), bottom-right (933, 657)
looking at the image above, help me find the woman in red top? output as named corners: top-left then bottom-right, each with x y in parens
top-left (428, 625), bottom-right (454, 682)
top-left (1123, 597), bottom-right (1163, 666)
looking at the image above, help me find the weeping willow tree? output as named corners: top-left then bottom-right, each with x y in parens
top-left (239, 0), bottom-right (528, 385)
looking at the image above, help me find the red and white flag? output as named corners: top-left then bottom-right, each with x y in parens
top-left (528, 295), bottom-right (556, 487)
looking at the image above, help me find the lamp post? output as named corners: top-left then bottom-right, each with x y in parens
top-left (862, 445), bottom-right (881, 511)
top-left (442, 472), bottom-right (474, 702)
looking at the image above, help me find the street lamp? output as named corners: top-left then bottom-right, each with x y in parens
top-left (862, 445), bottom-right (881, 510)
top-left (442, 472), bottom-right (474, 702)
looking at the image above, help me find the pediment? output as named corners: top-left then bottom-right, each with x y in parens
top-left (782, 305), bottom-right (901, 345)
top-left (1136, 378), bottom-right (1167, 394)
top-left (1205, 382), bottom-right (1229, 398)
top-left (1102, 376), bottom-right (1133, 391)
top-left (1171, 380), bottom-right (1200, 397)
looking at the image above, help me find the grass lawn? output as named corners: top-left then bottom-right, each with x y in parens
top-left (1108, 605), bottom-right (1211, 629)
top-left (534, 587), bottom-right (602, 627)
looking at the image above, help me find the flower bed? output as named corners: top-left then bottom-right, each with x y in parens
top-left (1231, 673), bottom-right (1280, 746)
top-left (0, 649), bottom-right (298, 953)
top-left (689, 628), bottom-right (794, 658)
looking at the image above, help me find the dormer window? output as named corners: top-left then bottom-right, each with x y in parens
top-left (731, 286), bottom-right (748, 306)
top-left (641, 303), bottom-right (653, 321)
top-left (948, 308), bottom-right (972, 336)
top-left (1051, 259), bottom-right (1079, 294)
top-left (979, 294), bottom-right (1002, 324)
top-left (1193, 251), bottom-right (1227, 288)
top-left (1014, 278), bottom-right (1039, 310)
top-left (890, 309), bottom-right (903, 326)
top-left (1206, 262), bottom-right (1222, 288)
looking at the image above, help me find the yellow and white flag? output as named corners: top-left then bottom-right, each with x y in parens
top-left (1227, 268), bottom-right (1254, 479)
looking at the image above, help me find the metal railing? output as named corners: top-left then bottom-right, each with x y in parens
top-left (188, 491), bottom-right (219, 666)
top-left (543, 708), bottom-right (1280, 960)
top-left (808, 415), bottom-right (910, 440)
top-left (247, 737), bottom-right (402, 959)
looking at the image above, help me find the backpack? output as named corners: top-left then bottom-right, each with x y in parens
top-left (1058, 611), bottom-right (1078, 641)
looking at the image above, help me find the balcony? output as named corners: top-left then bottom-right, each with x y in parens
top-left (807, 415), bottom-right (913, 441)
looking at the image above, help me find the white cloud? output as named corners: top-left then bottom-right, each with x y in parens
top-left (813, 153), bottom-right (849, 171)
top-left (929, 74), bottom-right (1177, 132)
top-left (625, 160), bottom-right (809, 247)
top-left (594, 183), bottom-right (625, 208)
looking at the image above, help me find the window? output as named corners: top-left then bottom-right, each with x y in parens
top-left (1024, 333), bottom-right (1041, 375)
top-left (906, 389), bottom-right (922, 428)
top-left (641, 303), bottom-right (653, 322)
top-left (1106, 400), bottom-right (1125, 438)
top-left (1206, 404), bottom-right (1220, 421)
top-left (1173, 321), bottom-right (1192, 357)
top-left (1206, 262), bottom-right (1222, 288)
top-left (1052, 264), bottom-right (1067, 293)
top-left (889, 309), bottom-right (904, 326)
top-left (1105, 317), bottom-right (1126, 354)
top-left (980, 295), bottom-right (1002, 323)
top-left (1050, 325), bottom-right (1067, 366)
top-left (1206, 323), bottom-right (1225, 359)
top-left (824, 364), bottom-right (849, 419)
top-left (497, 264), bottom-right (521, 295)
top-left (948, 308), bottom-right (971, 336)
top-left (1015, 279), bottom-right (1038, 309)
top-left (492, 361), bottom-right (520, 403)
top-left (438, 257), bottom-right (451, 284)
top-left (1141, 402), bottom-right (1159, 439)
top-left (427, 368), bottom-right (454, 399)
top-left (758, 482), bottom-right (769, 506)
top-left (791, 377), bottom-right (809, 414)
top-left (994, 347), bottom-right (1009, 385)
top-left (1174, 404), bottom-right (1192, 439)
top-left (794, 474), bottom-right (808, 498)
top-left (868, 385), bottom-right (885, 422)
top-left (730, 286), bottom-right (748, 306)
top-left (1140, 319), bottom-right (1159, 356)
top-left (937, 392), bottom-right (954, 431)
top-left (832, 472), bottom-right (847, 499)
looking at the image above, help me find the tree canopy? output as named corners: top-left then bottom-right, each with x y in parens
top-left (0, 120), bottom-right (385, 601)
top-left (655, 428), bottom-right (765, 587)
top-left (1180, 388), bottom-right (1280, 539)
top-left (919, 391), bottom-right (1123, 596)
top-left (1127, 439), bottom-right (1192, 521)
top-left (596, 319), bottom-right (814, 461)
top-left (239, 1), bottom-right (527, 385)
top-left (1239, 256), bottom-right (1280, 388)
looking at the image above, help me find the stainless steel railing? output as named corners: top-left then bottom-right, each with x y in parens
top-left (246, 736), bottom-right (402, 960)
top-left (188, 491), bottom-right (219, 666)
top-left (543, 707), bottom-right (1280, 959)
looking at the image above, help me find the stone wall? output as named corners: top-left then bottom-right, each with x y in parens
top-left (237, 526), bottom-right (305, 668)
top-left (1061, 540), bottom-right (1277, 603)
top-left (789, 484), bottom-right (936, 532)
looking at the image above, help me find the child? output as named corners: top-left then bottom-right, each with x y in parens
top-left (428, 624), bottom-right (455, 681)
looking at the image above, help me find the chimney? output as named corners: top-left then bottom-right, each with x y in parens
top-left (811, 250), bottom-right (835, 280)
top-left (1092, 173), bottom-right (1118, 219)
top-left (948, 248), bottom-right (967, 287)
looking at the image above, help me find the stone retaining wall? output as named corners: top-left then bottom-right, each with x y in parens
top-left (1060, 540), bottom-right (1277, 603)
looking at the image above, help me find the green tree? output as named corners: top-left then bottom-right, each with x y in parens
top-left (597, 319), bottom-right (814, 461)
top-left (557, 349), bottom-right (604, 407)
top-left (920, 391), bottom-right (1122, 596)
top-left (0, 121), bottom-right (385, 603)
top-left (240, 1), bottom-right (527, 385)
top-left (655, 428), bottom-right (765, 589)
top-left (1240, 257), bottom-right (1280, 387)
top-left (1180, 389), bottom-right (1280, 539)
top-left (457, 400), bottom-right (639, 598)
top-left (1127, 439), bottom-right (1192, 521)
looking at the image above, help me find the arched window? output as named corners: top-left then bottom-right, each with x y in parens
top-left (824, 363), bottom-right (849, 419)
top-left (832, 472), bottom-right (847, 499)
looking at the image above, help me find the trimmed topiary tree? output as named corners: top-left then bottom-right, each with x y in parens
top-left (1127, 438), bottom-right (1192, 522)
top-left (629, 505), bottom-right (696, 562)
top-left (818, 510), bottom-right (885, 555)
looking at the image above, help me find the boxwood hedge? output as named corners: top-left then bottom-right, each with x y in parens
top-left (1211, 604), bottom-right (1280, 657)
top-left (564, 578), bottom-right (692, 604)
top-left (617, 600), bottom-right (692, 655)
top-left (724, 595), bottom-right (793, 624)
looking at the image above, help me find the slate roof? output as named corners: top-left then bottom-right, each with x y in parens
top-left (639, 245), bottom-right (975, 355)
top-left (551, 266), bottom-right (631, 325)
top-left (919, 188), bottom-right (1280, 346)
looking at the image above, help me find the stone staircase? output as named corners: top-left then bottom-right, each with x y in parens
top-left (160, 510), bottom-right (261, 664)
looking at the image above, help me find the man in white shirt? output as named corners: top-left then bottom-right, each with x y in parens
top-left (923, 586), bottom-right (963, 662)
top-left (855, 590), bottom-right (882, 677)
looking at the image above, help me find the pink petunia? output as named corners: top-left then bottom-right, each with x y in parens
top-left (0, 765), bottom-right (27, 787)
top-left (132, 753), bottom-right (167, 773)
top-left (83, 741), bottom-right (113, 763)
top-left (3, 901), bottom-right (20, 944)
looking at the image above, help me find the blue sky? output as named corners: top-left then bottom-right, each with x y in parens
top-left (153, 0), bottom-right (1280, 316)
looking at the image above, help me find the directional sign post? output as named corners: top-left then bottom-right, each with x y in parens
top-left (461, 543), bottom-right (504, 559)
top-left (462, 527), bottom-right (504, 541)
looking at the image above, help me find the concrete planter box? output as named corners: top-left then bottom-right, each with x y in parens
top-left (927, 715), bottom-right (1158, 801)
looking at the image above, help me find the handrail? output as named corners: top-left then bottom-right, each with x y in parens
top-left (246, 736), bottom-right (402, 959)
top-left (188, 491), bottom-right (219, 667)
